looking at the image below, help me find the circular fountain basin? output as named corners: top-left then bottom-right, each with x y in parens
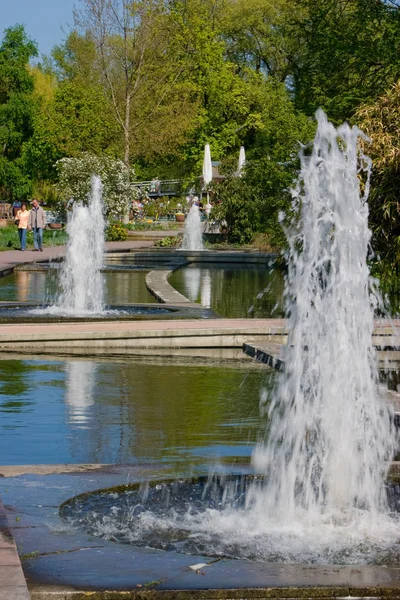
top-left (60, 475), bottom-right (400, 566)
top-left (0, 302), bottom-right (178, 322)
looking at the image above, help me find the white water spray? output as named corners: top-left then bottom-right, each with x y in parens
top-left (148, 111), bottom-right (400, 562)
top-left (252, 110), bottom-right (395, 520)
top-left (181, 204), bottom-right (204, 251)
top-left (54, 175), bottom-right (105, 314)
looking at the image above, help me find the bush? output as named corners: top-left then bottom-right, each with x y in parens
top-left (105, 222), bottom-right (127, 241)
top-left (155, 235), bottom-right (180, 247)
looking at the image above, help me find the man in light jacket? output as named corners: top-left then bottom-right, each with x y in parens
top-left (28, 199), bottom-right (46, 251)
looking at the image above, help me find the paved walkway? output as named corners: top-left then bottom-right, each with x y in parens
top-left (0, 240), bottom-right (156, 275)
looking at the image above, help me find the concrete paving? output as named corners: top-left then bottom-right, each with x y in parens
top-left (0, 499), bottom-right (30, 600)
top-left (0, 318), bottom-right (287, 351)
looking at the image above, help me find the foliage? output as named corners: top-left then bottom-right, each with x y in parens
top-left (213, 80), bottom-right (315, 245)
top-left (105, 222), bottom-right (128, 242)
top-left (288, 0), bottom-right (400, 122)
top-left (220, 0), bottom-right (296, 81)
top-left (0, 25), bottom-right (38, 200)
top-left (154, 235), bottom-right (180, 247)
top-left (73, 0), bottom-right (197, 165)
top-left (128, 221), bottom-right (180, 231)
top-left (212, 177), bottom-right (259, 244)
top-left (55, 153), bottom-right (139, 219)
top-left (354, 79), bottom-right (400, 308)
top-left (143, 197), bottom-right (181, 219)
top-left (23, 80), bottom-right (118, 183)
top-left (355, 81), bottom-right (400, 264)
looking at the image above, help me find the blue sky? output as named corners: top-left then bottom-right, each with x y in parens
top-left (1, 0), bottom-right (76, 58)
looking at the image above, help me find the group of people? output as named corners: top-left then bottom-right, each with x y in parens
top-left (15, 199), bottom-right (46, 251)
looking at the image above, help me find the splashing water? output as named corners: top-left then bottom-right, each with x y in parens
top-left (162, 111), bottom-right (400, 561)
top-left (181, 204), bottom-right (204, 251)
top-left (51, 175), bottom-right (105, 314)
top-left (62, 112), bottom-right (400, 564)
top-left (252, 110), bottom-right (395, 520)
top-left (237, 109), bottom-right (399, 560)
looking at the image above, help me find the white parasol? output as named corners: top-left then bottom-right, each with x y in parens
top-left (202, 143), bottom-right (213, 204)
top-left (237, 145), bottom-right (246, 176)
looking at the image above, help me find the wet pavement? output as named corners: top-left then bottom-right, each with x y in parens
top-left (1, 465), bottom-right (400, 599)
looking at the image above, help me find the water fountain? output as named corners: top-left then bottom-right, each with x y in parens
top-left (0, 175), bottom-right (182, 320)
top-left (61, 110), bottom-right (400, 564)
top-left (51, 174), bottom-right (105, 314)
top-left (181, 204), bottom-right (204, 251)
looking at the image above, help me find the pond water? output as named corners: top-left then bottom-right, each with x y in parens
top-left (168, 263), bottom-right (285, 318)
top-left (0, 269), bottom-right (156, 305)
top-left (0, 355), bottom-right (271, 468)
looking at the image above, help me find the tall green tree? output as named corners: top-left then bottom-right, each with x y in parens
top-left (213, 80), bottom-right (315, 245)
top-left (288, 0), bottom-right (400, 122)
top-left (73, 0), bottom-right (197, 166)
top-left (355, 81), bottom-right (400, 260)
top-left (0, 25), bottom-right (37, 200)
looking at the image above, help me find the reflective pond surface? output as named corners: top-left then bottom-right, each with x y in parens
top-left (0, 355), bottom-right (272, 468)
top-left (0, 269), bottom-right (156, 304)
top-left (168, 263), bottom-right (285, 318)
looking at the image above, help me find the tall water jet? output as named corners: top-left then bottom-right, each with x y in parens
top-left (55, 175), bottom-right (105, 314)
top-left (181, 204), bottom-right (204, 251)
top-left (249, 109), bottom-right (397, 552)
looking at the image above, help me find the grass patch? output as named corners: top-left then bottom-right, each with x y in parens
top-left (0, 226), bottom-right (68, 251)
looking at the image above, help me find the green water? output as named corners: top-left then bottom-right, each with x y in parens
top-left (0, 354), bottom-right (272, 469)
top-left (0, 269), bottom-right (156, 304)
top-left (168, 263), bottom-right (285, 318)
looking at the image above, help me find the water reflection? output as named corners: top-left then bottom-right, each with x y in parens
top-left (200, 269), bottom-right (212, 308)
top-left (170, 264), bottom-right (285, 318)
top-left (65, 361), bottom-right (96, 425)
top-left (16, 271), bottom-right (30, 302)
top-left (183, 268), bottom-right (201, 301)
top-left (0, 270), bottom-right (156, 305)
top-left (0, 356), bottom-right (271, 467)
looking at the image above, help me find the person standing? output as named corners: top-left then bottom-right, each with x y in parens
top-left (15, 202), bottom-right (30, 251)
top-left (28, 199), bottom-right (46, 251)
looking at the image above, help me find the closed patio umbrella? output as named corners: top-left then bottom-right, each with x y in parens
top-left (238, 146), bottom-right (246, 176)
top-left (202, 143), bottom-right (213, 204)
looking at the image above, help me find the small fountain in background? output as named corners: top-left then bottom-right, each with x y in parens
top-left (53, 175), bottom-right (105, 314)
top-left (181, 204), bottom-right (204, 251)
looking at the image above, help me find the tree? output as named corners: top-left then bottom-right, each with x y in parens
top-left (0, 25), bottom-right (37, 200)
top-left (73, 0), bottom-right (196, 166)
top-left (355, 80), bottom-right (400, 285)
top-left (220, 0), bottom-right (298, 82)
top-left (55, 153), bottom-right (139, 218)
top-left (213, 79), bottom-right (315, 246)
top-left (288, 0), bottom-right (400, 122)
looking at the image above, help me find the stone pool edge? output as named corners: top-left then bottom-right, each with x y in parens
top-left (2, 464), bottom-right (400, 600)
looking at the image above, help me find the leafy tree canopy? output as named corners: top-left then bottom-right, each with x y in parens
top-left (0, 25), bottom-right (37, 199)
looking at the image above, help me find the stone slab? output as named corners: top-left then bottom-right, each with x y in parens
top-left (0, 499), bottom-right (31, 599)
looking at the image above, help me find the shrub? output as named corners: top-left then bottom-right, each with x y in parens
top-left (55, 154), bottom-right (139, 220)
top-left (105, 222), bottom-right (127, 241)
top-left (155, 236), bottom-right (180, 247)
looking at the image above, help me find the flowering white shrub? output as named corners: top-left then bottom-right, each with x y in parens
top-left (55, 154), bottom-right (139, 219)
